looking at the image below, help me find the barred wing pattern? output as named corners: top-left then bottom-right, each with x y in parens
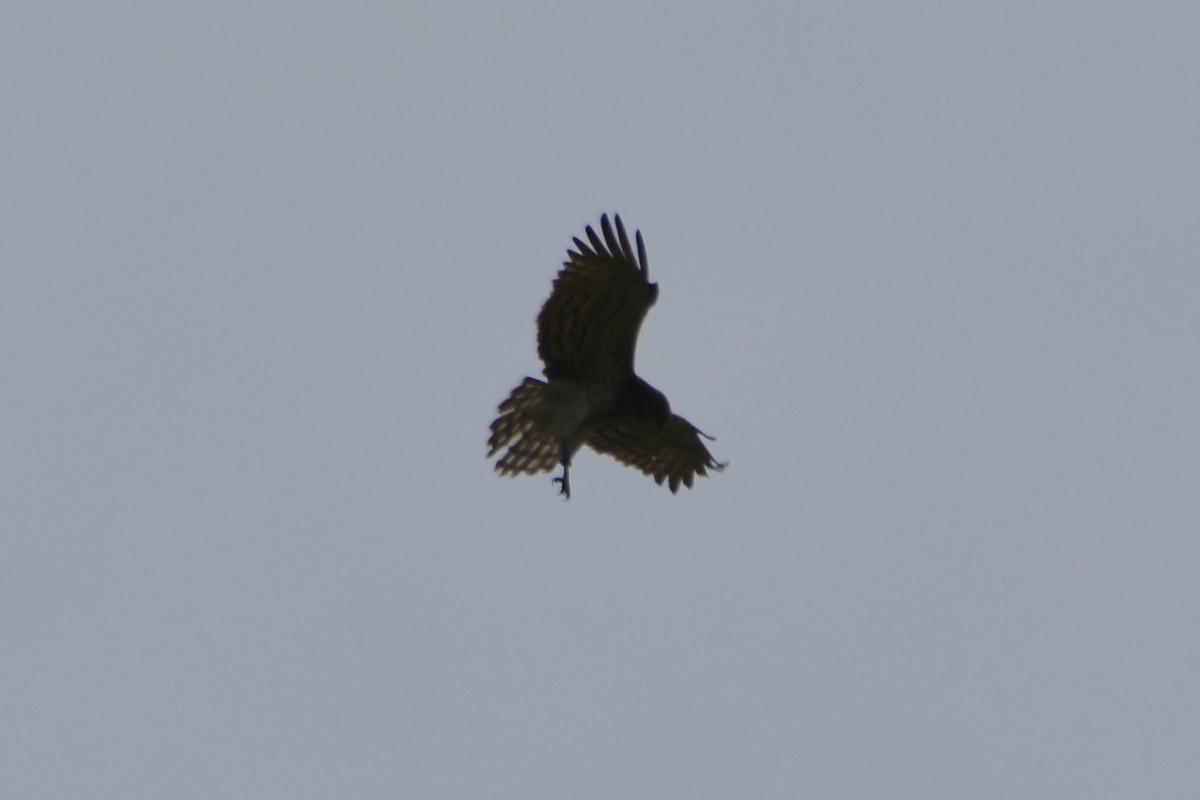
top-left (588, 415), bottom-right (725, 494)
top-left (537, 215), bottom-right (657, 380)
top-left (487, 377), bottom-right (559, 476)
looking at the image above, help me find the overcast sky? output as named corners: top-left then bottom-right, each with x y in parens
top-left (4, 2), bottom-right (1198, 798)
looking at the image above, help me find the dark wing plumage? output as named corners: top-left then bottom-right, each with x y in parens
top-left (588, 414), bottom-right (726, 494)
top-left (536, 214), bottom-right (657, 380)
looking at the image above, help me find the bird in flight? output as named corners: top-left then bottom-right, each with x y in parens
top-left (488, 214), bottom-right (725, 498)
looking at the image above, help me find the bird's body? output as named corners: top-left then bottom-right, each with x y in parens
top-left (488, 214), bottom-right (724, 498)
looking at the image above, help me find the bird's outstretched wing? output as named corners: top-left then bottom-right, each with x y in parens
top-left (537, 214), bottom-right (658, 380)
top-left (588, 414), bottom-right (727, 494)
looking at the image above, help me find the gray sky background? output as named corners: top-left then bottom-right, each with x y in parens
top-left (4, 2), bottom-right (1198, 797)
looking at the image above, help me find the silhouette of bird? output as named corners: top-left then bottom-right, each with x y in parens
top-left (488, 214), bottom-right (725, 498)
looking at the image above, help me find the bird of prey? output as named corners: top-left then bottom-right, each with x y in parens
top-left (488, 214), bottom-right (725, 498)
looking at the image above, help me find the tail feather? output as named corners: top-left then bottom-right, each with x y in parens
top-left (488, 378), bottom-right (560, 476)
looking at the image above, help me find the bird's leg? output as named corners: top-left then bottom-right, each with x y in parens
top-left (552, 458), bottom-right (571, 500)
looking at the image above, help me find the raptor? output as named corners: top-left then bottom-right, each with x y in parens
top-left (488, 214), bottom-right (724, 498)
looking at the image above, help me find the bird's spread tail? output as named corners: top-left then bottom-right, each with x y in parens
top-left (488, 378), bottom-right (561, 477)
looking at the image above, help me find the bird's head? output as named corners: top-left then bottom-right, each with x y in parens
top-left (630, 377), bottom-right (671, 429)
